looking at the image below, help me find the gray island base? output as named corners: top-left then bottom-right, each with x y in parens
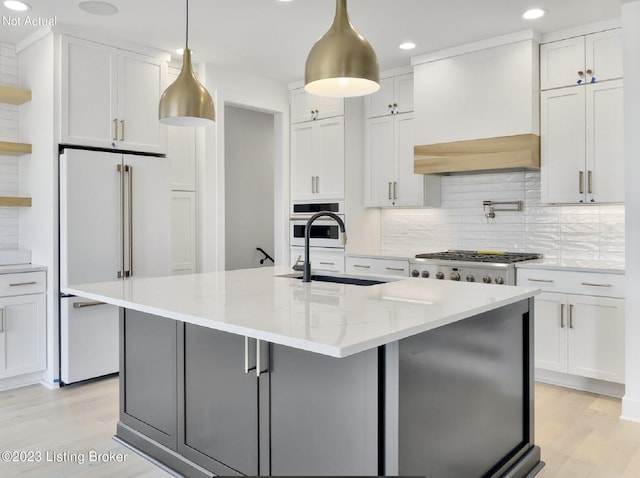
top-left (114, 299), bottom-right (542, 478)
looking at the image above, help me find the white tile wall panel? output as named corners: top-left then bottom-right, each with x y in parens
top-left (381, 171), bottom-right (625, 266)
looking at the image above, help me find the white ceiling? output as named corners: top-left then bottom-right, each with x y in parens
top-left (0, 0), bottom-right (622, 83)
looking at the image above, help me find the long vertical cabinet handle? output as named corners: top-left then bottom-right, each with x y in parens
top-left (244, 337), bottom-right (257, 374)
top-left (560, 304), bottom-right (565, 328)
top-left (112, 119), bottom-right (118, 141)
top-left (579, 171), bottom-right (584, 194)
top-left (120, 120), bottom-right (125, 141)
top-left (393, 181), bottom-right (398, 200)
top-left (388, 182), bottom-right (392, 200)
top-left (127, 165), bottom-right (133, 277)
top-left (588, 170), bottom-right (593, 194)
top-left (0, 308), bottom-right (4, 333)
top-left (311, 176), bottom-right (315, 194)
top-left (117, 164), bottom-right (126, 278)
top-left (256, 339), bottom-right (269, 377)
top-left (315, 176), bottom-right (319, 194)
top-left (569, 304), bottom-right (574, 329)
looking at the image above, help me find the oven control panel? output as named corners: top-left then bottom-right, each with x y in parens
top-left (409, 262), bottom-right (512, 285)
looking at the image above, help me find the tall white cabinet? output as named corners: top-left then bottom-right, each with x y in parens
top-left (290, 89), bottom-right (345, 201)
top-left (364, 73), bottom-right (439, 207)
top-left (540, 29), bottom-right (624, 204)
top-left (60, 35), bottom-right (168, 154)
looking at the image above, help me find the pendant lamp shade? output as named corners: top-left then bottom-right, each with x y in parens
top-left (304, 0), bottom-right (379, 97)
top-left (159, 0), bottom-right (215, 126)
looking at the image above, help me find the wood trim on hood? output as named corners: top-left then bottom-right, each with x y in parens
top-left (414, 133), bottom-right (540, 174)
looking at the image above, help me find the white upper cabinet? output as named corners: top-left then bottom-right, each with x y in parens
top-left (412, 36), bottom-right (539, 146)
top-left (365, 73), bottom-right (414, 118)
top-left (290, 87), bottom-right (344, 123)
top-left (540, 29), bottom-right (623, 90)
top-left (290, 116), bottom-right (344, 200)
top-left (60, 35), bottom-right (168, 153)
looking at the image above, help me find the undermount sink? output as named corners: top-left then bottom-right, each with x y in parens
top-left (277, 272), bottom-right (390, 287)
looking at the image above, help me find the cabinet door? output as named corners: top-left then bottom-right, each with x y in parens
top-left (533, 293), bottom-right (567, 373)
top-left (124, 154), bottom-right (172, 278)
top-left (586, 30), bottom-right (623, 84)
top-left (541, 86), bottom-right (586, 203)
top-left (364, 115), bottom-right (395, 206)
top-left (315, 116), bottom-right (345, 199)
top-left (395, 73), bottom-right (414, 114)
top-left (290, 88), bottom-right (343, 123)
top-left (0, 294), bottom-right (46, 378)
top-left (394, 113), bottom-right (426, 206)
top-left (180, 325), bottom-right (260, 476)
top-left (586, 80), bottom-right (624, 203)
top-left (290, 122), bottom-right (316, 199)
top-left (365, 77), bottom-right (395, 118)
top-left (540, 37), bottom-right (586, 90)
top-left (117, 50), bottom-right (167, 153)
top-left (60, 36), bottom-right (118, 148)
top-left (567, 295), bottom-right (625, 383)
top-left (171, 191), bottom-right (196, 274)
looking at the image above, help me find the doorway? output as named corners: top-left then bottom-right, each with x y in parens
top-left (224, 105), bottom-right (275, 271)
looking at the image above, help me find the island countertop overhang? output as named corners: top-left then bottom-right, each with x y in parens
top-left (62, 266), bottom-right (539, 358)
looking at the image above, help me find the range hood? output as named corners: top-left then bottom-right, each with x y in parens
top-left (414, 134), bottom-right (540, 175)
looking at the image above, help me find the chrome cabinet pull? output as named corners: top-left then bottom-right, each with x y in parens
top-left (315, 176), bottom-right (319, 193)
top-left (388, 182), bottom-right (392, 200)
top-left (127, 164), bottom-right (133, 277)
top-left (120, 120), bottom-right (125, 141)
top-left (527, 278), bottom-right (554, 283)
top-left (256, 340), bottom-right (269, 377)
top-left (0, 308), bottom-right (4, 333)
top-left (353, 264), bottom-right (371, 269)
top-left (311, 176), bottom-right (315, 194)
top-left (569, 304), bottom-right (574, 329)
top-left (112, 119), bottom-right (118, 141)
top-left (579, 171), bottom-right (584, 194)
top-left (318, 261), bottom-right (335, 265)
top-left (9, 281), bottom-right (37, 287)
top-left (117, 164), bottom-right (126, 278)
top-left (386, 267), bottom-right (405, 272)
top-left (581, 282), bottom-right (612, 288)
top-left (393, 181), bottom-right (398, 200)
top-left (73, 301), bottom-right (107, 309)
top-left (560, 304), bottom-right (565, 328)
top-left (244, 336), bottom-right (250, 373)
top-left (588, 170), bottom-right (593, 194)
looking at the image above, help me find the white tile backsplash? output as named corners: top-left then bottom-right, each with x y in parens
top-left (0, 42), bottom-right (20, 250)
top-left (380, 172), bottom-right (625, 266)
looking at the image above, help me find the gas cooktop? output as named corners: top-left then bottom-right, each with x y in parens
top-left (414, 250), bottom-right (542, 264)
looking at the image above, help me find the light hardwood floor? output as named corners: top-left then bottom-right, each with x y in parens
top-left (1, 378), bottom-right (640, 477)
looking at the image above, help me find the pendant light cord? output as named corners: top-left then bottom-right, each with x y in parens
top-left (185, 0), bottom-right (189, 49)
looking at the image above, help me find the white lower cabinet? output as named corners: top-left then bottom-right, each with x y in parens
top-left (517, 268), bottom-right (624, 385)
top-left (290, 248), bottom-right (344, 274)
top-left (0, 271), bottom-right (47, 380)
top-left (346, 256), bottom-right (409, 277)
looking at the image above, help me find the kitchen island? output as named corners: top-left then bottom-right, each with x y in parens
top-left (63, 266), bottom-right (543, 478)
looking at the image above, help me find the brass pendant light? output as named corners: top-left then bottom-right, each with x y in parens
top-left (304, 0), bottom-right (380, 97)
top-left (159, 0), bottom-right (215, 126)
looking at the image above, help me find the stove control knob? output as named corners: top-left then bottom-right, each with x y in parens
top-left (495, 276), bottom-right (505, 285)
top-left (450, 272), bottom-right (461, 281)
top-left (421, 270), bottom-right (430, 279)
top-left (436, 271), bottom-right (445, 280)
top-left (466, 274), bottom-right (475, 282)
top-left (411, 269), bottom-right (420, 277)
top-left (482, 275), bottom-right (492, 284)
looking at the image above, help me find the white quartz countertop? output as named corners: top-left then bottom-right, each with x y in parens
top-left (62, 266), bottom-right (539, 358)
top-left (515, 259), bottom-right (625, 275)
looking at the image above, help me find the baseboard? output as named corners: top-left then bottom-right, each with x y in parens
top-left (0, 371), bottom-right (45, 391)
top-left (621, 395), bottom-right (640, 423)
top-left (535, 369), bottom-right (625, 398)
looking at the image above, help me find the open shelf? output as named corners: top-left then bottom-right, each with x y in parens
top-left (0, 197), bottom-right (31, 207)
top-left (0, 141), bottom-right (32, 155)
top-left (0, 85), bottom-right (31, 105)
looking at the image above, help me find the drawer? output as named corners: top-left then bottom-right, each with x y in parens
top-left (0, 271), bottom-right (46, 297)
top-left (346, 257), bottom-right (409, 277)
top-left (516, 268), bottom-right (624, 298)
top-left (292, 248), bottom-right (345, 274)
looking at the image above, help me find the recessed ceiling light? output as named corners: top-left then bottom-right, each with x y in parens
top-left (523, 8), bottom-right (545, 20)
top-left (399, 42), bottom-right (416, 50)
top-left (3, 1), bottom-right (30, 11)
top-left (78, 1), bottom-right (118, 16)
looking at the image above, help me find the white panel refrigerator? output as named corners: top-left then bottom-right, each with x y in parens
top-left (59, 148), bottom-right (171, 384)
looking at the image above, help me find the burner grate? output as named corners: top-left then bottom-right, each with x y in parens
top-left (415, 250), bottom-right (542, 264)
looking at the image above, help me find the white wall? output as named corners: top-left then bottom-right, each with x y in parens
top-left (224, 105), bottom-right (274, 270)
top-left (621, 0), bottom-right (640, 422)
top-left (199, 67), bottom-right (289, 273)
top-left (18, 34), bottom-right (57, 387)
top-left (380, 172), bottom-right (625, 265)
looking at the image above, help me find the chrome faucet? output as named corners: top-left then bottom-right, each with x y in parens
top-left (303, 212), bottom-right (347, 282)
